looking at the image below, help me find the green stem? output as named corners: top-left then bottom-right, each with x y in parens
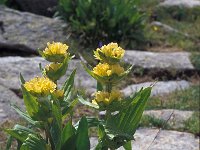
top-left (106, 83), bottom-right (112, 93)
top-left (45, 123), bottom-right (55, 150)
top-left (105, 110), bottom-right (111, 120)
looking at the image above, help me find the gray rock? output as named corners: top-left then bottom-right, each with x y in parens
top-left (90, 129), bottom-right (199, 150)
top-left (122, 80), bottom-right (190, 97)
top-left (144, 109), bottom-right (193, 128)
top-left (124, 51), bottom-right (194, 70)
top-left (0, 6), bottom-right (67, 54)
top-left (159, 0), bottom-right (200, 8)
top-left (0, 56), bottom-right (96, 91)
top-left (0, 85), bottom-right (23, 123)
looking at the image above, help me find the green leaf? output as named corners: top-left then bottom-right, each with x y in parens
top-left (11, 104), bottom-right (43, 127)
top-left (97, 81), bottom-right (103, 91)
top-left (62, 69), bottom-right (76, 102)
top-left (62, 98), bottom-right (78, 118)
top-left (61, 121), bottom-right (76, 146)
top-left (50, 101), bottom-right (62, 150)
top-left (74, 117), bottom-right (103, 129)
top-left (6, 136), bottom-right (13, 150)
top-left (123, 141), bottom-right (132, 150)
top-left (76, 116), bottom-right (90, 150)
top-left (77, 95), bottom-right (99, 109)
top-left (20, 134), bottom-right (46, 150)
top-left (61, 134), bottom-right (76, 150)
top-left (21, 85), bottom-right (39, 119)
top-left (5, 125), bottom-right (36, 142)
top-left (106, 87), bottom-right (152, 137)
top-left (19, 73), bottom-right (25, 84)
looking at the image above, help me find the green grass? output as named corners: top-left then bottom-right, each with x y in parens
top-left (139, 112), bottom-right (200, 136)
top-left (146, 85), bottom-right (200, 111)
top-left (139, 115), bottom-right (170, 129)
top-left (138, 0), bottom-right (200, 52)
top-left (190, 53), bottom-right (200, 70)
top-left (182, 112), bottom-right (200, 136)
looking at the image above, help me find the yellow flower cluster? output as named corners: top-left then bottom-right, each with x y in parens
top-left (92, 43), bottom-right (125, 78)
top-left (41, 41), bottom-right (70, 63)
top-left (53, 89), bottom-right (64, 99)
top-left (24, 77), bottom-right (56, 96)
top-left (43, 42), bottom-right (69, 56)
top-left (94, 42), bottom-right (125, 60)
top-left (93, 63), bottom-right (124, 77)
top-left (92, 90), bottom-right (122, 105)
top-left (45, 63), bottom-right (62, 72)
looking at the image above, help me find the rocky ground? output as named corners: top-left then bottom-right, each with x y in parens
top-left (0, 0), bottom-right (200, 149)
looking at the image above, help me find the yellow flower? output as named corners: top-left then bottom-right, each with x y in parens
top-left (42, 42), bottom-right (69, 62)
top-left (43, 42), bottom-right (69, 55)
top-left (45, 63), bottom-right (62, 72)
top-left (92, 90), bottom-right (122, 105)
top-left (53, 90), bottom-right (64, 99)
top-left (93, 63), bottom-right (124, 77)
top-left (24, 77), bottom-right (56, 96)
top-left (152, 26), bottom-right (158, 31)
top-left (94, 42), bottom-right (125, 61)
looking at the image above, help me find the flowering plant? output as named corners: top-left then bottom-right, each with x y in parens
top-left (5, 42), bottom-right (90, 150)
top-left (79, 43), bottom-right (152, 150)
top-left (5, 42), bottom-right (151, 150)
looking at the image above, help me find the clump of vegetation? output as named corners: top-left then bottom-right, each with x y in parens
top-left (139, 115), bottom-right (170, 129)
top-left (190, 53), bottom-right (200, 70)
top-left (0, 0), bottom-right (6, 5)
top-left (138, 0), bottom-right (200, 52)
top-left (183, 112), bottom-right (200, 136)
top-left (57, 0), bottom-right (146, 49)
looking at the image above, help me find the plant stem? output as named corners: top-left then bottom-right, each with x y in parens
top-left (45, 123), bottom-right (55, 150)
top-left (106, 83), bottom-right (112, 93)
top-left (105, 110), bottom-right (111, 120)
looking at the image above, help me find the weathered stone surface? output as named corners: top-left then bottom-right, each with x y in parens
top-left (0, 85), bottom-right (23, 123)
top-left (159, 0), bottom-right (200, 8)
top-left (124, 51), bottom-right (194, 70)
top-left (144, 109), bottom-right (193, 128)
top-left (0, 56), bottom-right (96, 91)
top-left (90, 129), bottom-right (199, 150)
top-left (0, 6), bottom-right (67, 54)
top-left (122, 80), bottom-right (190, 97)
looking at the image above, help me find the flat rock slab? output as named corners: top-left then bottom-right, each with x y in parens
top-left (0, 56), bottom-right (96, 91)
top-left (144, 109), bottom-right (193, 128)
top-left (0, 6), bottom-right (67, 53)
top-left (90, 129), bottom-right (199, 150)
top-left (122, 80), bottom-right (190, 97)
top-left (159, 0), bottom-right (200, 8)
top-left (124, 51), bottom-right (194, 70)
top-left (0, 85), bottom-right (23, 123)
